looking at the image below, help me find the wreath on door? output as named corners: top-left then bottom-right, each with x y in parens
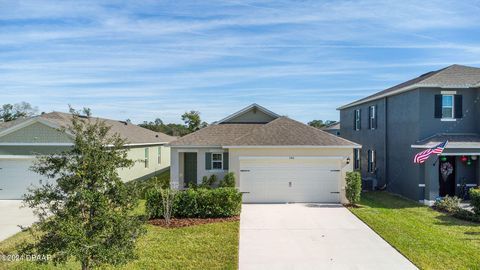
top-left (440, 162), bottom-right (453, 181)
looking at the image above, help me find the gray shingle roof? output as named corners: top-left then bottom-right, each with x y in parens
top-left (169, 117), bottom-right (359, 147)
top-left (0, 112), bottom-right (176, 144)
top-left (339, 64), bottom-right (480, 109)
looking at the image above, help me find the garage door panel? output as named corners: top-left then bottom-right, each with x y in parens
top-left (240, 157), bottom-right (341, 203)
top-left (0, 159), bottom-right (50, 200)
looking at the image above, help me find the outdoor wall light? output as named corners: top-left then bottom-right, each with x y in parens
top-left (346, 157), bottom-right (351, 164)
top-left (472, 156), bottom-right (478, 161)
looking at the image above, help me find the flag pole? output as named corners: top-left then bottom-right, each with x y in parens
top-left (432, 155), bottom-right (440, 167)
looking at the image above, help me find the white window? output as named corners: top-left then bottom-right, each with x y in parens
top-left (368, 150), bottom-right (375, 173)
top-left (144, 148), bottom-right (149, 168)
top-left (442, 95), bottom-right (454, 119)
top-left (354, 109), bottom-right (361, 130)
top-left (212, 153), bottom-right (223, 170)
top-left (354, 149), bottom-right (360, 170)
top-left (157, 146), bottom-right (162, 164)
top-left (369, 105), bottom-right (376, 130)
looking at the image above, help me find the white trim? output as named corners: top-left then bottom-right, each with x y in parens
top-left (411, 144), bottom-right (480, 149)
top-left (418, 184), bottom-right (426, 187)
top-left (239, 156), bottom-right (346, 160)
top-left (211, 152), bottom-right (223, 170)
top-left (224, 145), bottom-right (361, 149)
top-left (440, 118), bottom-right (456, 122)
top-left (441, 94), bottom-right (454, 119)
top-left (0, 155), bottom-right (36, 160)
top-left (122, 142), bottom-right (167, 147)
top-left (441, 152), bottom-right (480, 155)
top-left (441, 90), bottom-right (457, 94)
top-left (171, 145), bottom-right (222, 148)
top-left (177, 149), bottom-right (199, 153)
top-left (215, 103), bottom-right (280, 124)
top-left (420, 200), bottom-right (435, 206)
top-left (0, 142), bottom-right (74, 146)
top-left (369, 105), bottom-right (376, 130)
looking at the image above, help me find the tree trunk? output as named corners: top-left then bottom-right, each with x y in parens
top-left (81, 261), bottom-right (89, 270)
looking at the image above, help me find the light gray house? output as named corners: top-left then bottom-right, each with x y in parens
top-left (338, 64), bottom-right (480, 204)
top-left (0, 112), bottom-right (176, 199)
top-left (321, 122), bottom-right (340, 136)
top-left (169, 104), bottom-right (360, 203)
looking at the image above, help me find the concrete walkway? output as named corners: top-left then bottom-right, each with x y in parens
top-left (0, 200), bottom-right (36, 241)
top-left (239, 203), bottom-right (417, 270)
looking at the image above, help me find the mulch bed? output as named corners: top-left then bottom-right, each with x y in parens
top-left (343, 203), bottom-right (362, 208)
top-left (148, 216), bottom-right (240, 228)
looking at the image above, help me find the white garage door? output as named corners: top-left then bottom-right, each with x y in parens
top-left (240, 157), bottom-right (341, 203)
top-left (0, 158), bottom-right (47, 200)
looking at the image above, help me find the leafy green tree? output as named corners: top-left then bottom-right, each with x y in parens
top-left (182, 110), bottom-right (207, 133)
top-left (24, 108), bottom-right (145, 270)
top-left (0, 102), bottom-right (38, 122)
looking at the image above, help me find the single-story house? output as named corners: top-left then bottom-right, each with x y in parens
top-left (169, 104), bottom-right (360, 203)
top-left (0, 112), bottom-right (176, 199)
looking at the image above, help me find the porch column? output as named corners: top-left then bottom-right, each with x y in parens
top-left (170, 148), bottom-right (183, 189)
top-left (424, 156), bottom-right (440, 202)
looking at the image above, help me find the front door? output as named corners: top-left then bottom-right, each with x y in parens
top-left (439, 156), bottom-right (456, 197)
top-left (184, 153), bottom-right (197, 187)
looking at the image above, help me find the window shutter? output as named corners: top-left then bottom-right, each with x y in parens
top-left (434, 95), bottom-right (442, 118)
top-left (454, 95), bottom-right (463, 118)
top-left (223, 152), bottom-right (229, 170)
top-left (374, 106), bottom-right (378, 129)
top-left (353, 110), bottom-right (356, 130)
top-left (205, 152), bottom-right (212, 170)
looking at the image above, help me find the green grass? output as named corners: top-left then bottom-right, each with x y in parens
top-left (349, 192), bottom-right (480, 270)
top-left (0, 200), bottom-right (239, 270)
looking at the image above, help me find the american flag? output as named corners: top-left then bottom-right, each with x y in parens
top-left (414, 141), bottom-right (448, 164)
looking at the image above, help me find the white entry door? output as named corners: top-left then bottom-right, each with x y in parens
top-left (0, 158), bottom-right (47, 200)
top-left (240, 157), bottom-right (341, 203)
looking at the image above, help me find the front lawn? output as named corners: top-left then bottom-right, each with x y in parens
top-left (0, 201), bottom-right (239, 270)
top-left (349, 192), bottom-right (480, 270)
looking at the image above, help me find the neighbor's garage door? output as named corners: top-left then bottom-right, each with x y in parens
top-left (0, 158), bottom-right (47, 200)
top-left (240, 157), bottom-right (341, 203)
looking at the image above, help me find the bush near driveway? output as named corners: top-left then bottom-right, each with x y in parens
top-left (345, 171), bottom-right (361, 205)
top-left (433, 195), bottom-right (461, 213)
top-left (469, 188), bottom-right (480, 215)
top-left (146, 187), bottom-right (242, 219)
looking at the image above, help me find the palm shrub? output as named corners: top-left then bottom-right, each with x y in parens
top-left (345, 171), bottom-right (362, 205)
top-left (469, 188), bottom-right (480, 215)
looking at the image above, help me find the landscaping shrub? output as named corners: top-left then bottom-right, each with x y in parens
top-left (199, 175), bottom-right (216, 189)
top-left (469, 188), bottom-right (480, 215)
top-left (433, 195), bottom-right (461, 213)
top-left (345, 171), bottom-right (361, 205)
top-left (219, 172), bottom-right (236, 187)
top-left (127, 170), bottom-right (170, 199)
top-left (453, 208), bottom-right (480, 223)
top-left (146, 187), bottom-right (242, 219)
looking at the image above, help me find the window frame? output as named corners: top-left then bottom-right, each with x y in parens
top-left (157, 146), bottom-right (162, 164)
top-left (441, 94), bottom-right (454, 119)
top-left (354, 109), bottom-right (361, 131)
top-left (144, 148), bottom-right (149, 168)
top-left (369, 105), bottom-right (376, 130)
top-left (368, 149), bottom-right (376, 173)
top-left (211, 153), bottom-right (223, 170)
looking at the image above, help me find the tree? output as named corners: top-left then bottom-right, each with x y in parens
top-left (0, 102), bottom-right (38, 122)
top-left (23, 108), bottom-right (145, 270)
top-left (308, 119), bottom-right (336, 129)
top-left (181, 111), bottom-right (204, 133)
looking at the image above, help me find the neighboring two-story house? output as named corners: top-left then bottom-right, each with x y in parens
top-left (338, 64), bottom-right (480, 204)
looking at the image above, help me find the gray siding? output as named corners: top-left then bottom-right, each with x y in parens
top-left (340, 98), bottom-right (387, 186)
top-left (340, 87), bottom-right (480, 201)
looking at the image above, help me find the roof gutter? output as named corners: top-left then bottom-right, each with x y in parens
top-left (223, 145), bottom-right (361, 149)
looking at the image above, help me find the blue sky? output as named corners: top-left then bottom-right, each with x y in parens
top-left (1, 0), bottom-right (480, 124)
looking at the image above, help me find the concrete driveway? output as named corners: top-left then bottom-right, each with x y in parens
top-left (239, 203), bottom-right (417, 270)
top-left (0, 200), bottom-right (36, 241)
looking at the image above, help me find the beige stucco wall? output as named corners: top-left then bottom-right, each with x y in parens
top-left (171, 146), bottom-right (355, 203)
top-left (118, 145), bottom-right (171, 182)
top-left (228, 147), bottom-right (354, 203)
top-left (170, 147), bottom-right (228, 188)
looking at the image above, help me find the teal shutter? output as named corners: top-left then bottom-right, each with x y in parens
top-left (205, 152), bottom-right (212, 170)
top-left (223, 152), bottom-right (229, 170)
